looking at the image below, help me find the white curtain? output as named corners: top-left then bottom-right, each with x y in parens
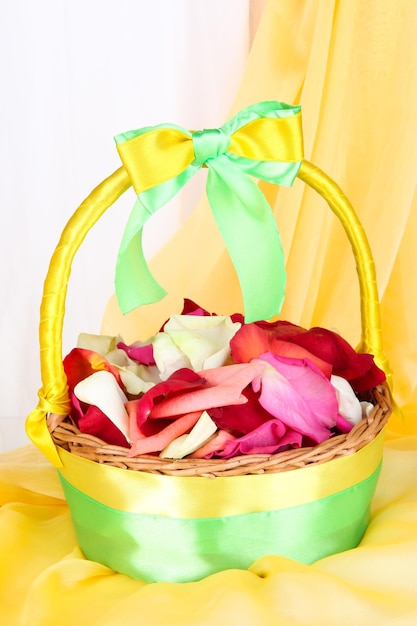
top-left (0, 0), bottom-right (252, 450)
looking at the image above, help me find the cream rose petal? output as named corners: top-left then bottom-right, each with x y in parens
top-left (360, 401), bottom-right (374, 418)
top-left (74, 370), bottom-right (131, 442)
top-left (105, 348), bottom-right (160, 394)
top-left (331, 374), bottom-right (362, 425)
top-left (154, 314), bottom-right (241, 379)
top-left (159, 411), bottom-right (218, 459)
top-left (153, 332), bottom-right (192, 380)
top-left (77, 333), bottom-right (119, 355)
top-left (117, 367), bottom-right (156, 395)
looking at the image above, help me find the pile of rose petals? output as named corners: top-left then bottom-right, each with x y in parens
top-left (63, 299), bottom-right (386, 459)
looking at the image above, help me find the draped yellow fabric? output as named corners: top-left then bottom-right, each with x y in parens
top-left (1, 438), bottom-right (417, 625)
top-left (102, 0), bottom-right (417, 439)
top-left (2, 0), bottom-right (417, 624)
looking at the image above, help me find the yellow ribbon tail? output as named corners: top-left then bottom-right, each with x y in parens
top-left (26, 403), bottom-right (64, 468)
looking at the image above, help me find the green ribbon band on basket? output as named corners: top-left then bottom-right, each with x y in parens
top-left (114, 101), bottom-right (303, 323)
top-left (59, 462), bottom-right (381, 583)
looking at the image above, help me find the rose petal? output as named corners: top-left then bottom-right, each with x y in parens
top-left (128, 411), bottom-right (202, 457)
top-left (331, 375), bottom-right (362, 425)
top-left (180, 298), bottom-right (212, 317)
top-left (253, 354), bottom-right (338, 442)
top-left (254, 319), bottom-right (306, 337)
top-left (286, 327), bottom-right (386, 392)
top-left (217, 420), bottom-right (303, 458)
top-left (159, 411), bottom-right (218, 459)
top-left (336, 414), bottom-right (354, 434)
top-left (176, 298), bottom-right (244, 325)
top-left (63, 348), bottom-right (123, 391)
top-left (74, 370), bottom-right (130, 442)
top-left (189, 430), bottom-right (236, 458)
top-left (68, 390), bottom-right (83, 425)
top-left (117, 340), bottom-right (155, 365)
top-left (149, 363), bottom-right (265, 419)
top-left (148, 384), bottom-right (248, 419)
top-left (360, 401), bottom-right (374, 417)
top-left (209, 386), bottom-right (273, 435)
top-left (126, 369), bottom-right (205, 441)
top-left (102, 347), bottom-right (160, 395)
top-left (247, 321), bottom-right (386, 393)
top-left (117, 366), bottom-right (156, 395)
top-left (199, 361), bottom-right (266, 387)
top-left (348, 359), bottom-right (386, 394)
top-left (230, 323), bottom-right (332, 377)
top-left (77, 333), bottom-right (118, 355)
top-left (77, 405), bottom-right (130, 447)
top-left (152, 332), bottom-right (193, 380)
top-left (153, 314), bottom-right (241, 380)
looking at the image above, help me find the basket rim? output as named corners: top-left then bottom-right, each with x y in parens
top-left (47, 383), bottom-right (392, 478)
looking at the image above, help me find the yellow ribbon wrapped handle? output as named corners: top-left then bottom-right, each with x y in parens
top-left (26, 147), bottom-right (391, 468)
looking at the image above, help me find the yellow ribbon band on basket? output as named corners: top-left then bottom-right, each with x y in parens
top-left (55, 431), bottom-right (385, 582)
top-left (57, 430), bottom-right (384, 516)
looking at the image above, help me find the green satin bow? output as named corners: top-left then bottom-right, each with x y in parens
top-left (114, 101), bottom-right (303, 322)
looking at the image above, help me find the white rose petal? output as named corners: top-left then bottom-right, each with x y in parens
top-left (105, 347), bottom-right (133, 368)
top-left (331, 374), bottom-right (362, 425)
top-left (117, 365), bottom-right (158, 395)
top-left (77, 333), bottom-right (118, 355)
top-left (153, 332), bottom-right (193, 380)
top-left (360, 401), bottom-right (374, 418)
top-left (101, 348), bottom-right (160, 395)
top-left (159, 411), bottom-right (218, 459)
top-left (74, 370), bottom-right (131, 442)
top-left (154, 314), bottom-right (241, 380)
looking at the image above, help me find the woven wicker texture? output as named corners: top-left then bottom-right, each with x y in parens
top-left (47, 384), bottom-right (391, 477)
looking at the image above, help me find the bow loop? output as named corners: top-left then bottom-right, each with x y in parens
top-left (114, 101), bottom-right (303, 322)
top-left (192, 128), bottom-right (231, 165)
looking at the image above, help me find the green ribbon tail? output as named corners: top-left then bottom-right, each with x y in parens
top-left (115, 166), bottom-right (199, 313)
top-left (206, 155), bottom-right (286, 323)
top-left (115, 197), bottom-right (166, 313)
top-left (115, 196), bottom-right (167, 313)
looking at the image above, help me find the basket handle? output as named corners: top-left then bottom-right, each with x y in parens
top-left (26, 160), bottom-right (391, 467)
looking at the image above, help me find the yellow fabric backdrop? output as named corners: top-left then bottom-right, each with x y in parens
top-left (2, 1), bottom-right (417, 624)
top-left (103, 0), bottom-right (417, 437)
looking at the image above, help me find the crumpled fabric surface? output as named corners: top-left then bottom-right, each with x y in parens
top-left (1, 436), bottom-right (416, 626)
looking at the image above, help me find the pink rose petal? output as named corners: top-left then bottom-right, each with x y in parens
top-left (117, 341), bottom-right (155, 365)
top-left (253, 353), bottom-right (338, 443)
top-left (149, 363), bottom-right (265, 419)
top-left (149, 386), bottom-right (247, 418)
top-left (217, 419), bottom-right (303, 458)
top-left (336, 414), bottom-right (354, 434)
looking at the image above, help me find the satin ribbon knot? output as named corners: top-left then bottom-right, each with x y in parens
top-left (114, 100), bottom-right (304, 322)
top-left (192, 128), bottom-right (231, 165)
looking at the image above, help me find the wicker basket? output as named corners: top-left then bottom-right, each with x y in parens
top-left (47, 383), bottom-right (390, 476)
top-left (27, 110), bottom-right (392, 583)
